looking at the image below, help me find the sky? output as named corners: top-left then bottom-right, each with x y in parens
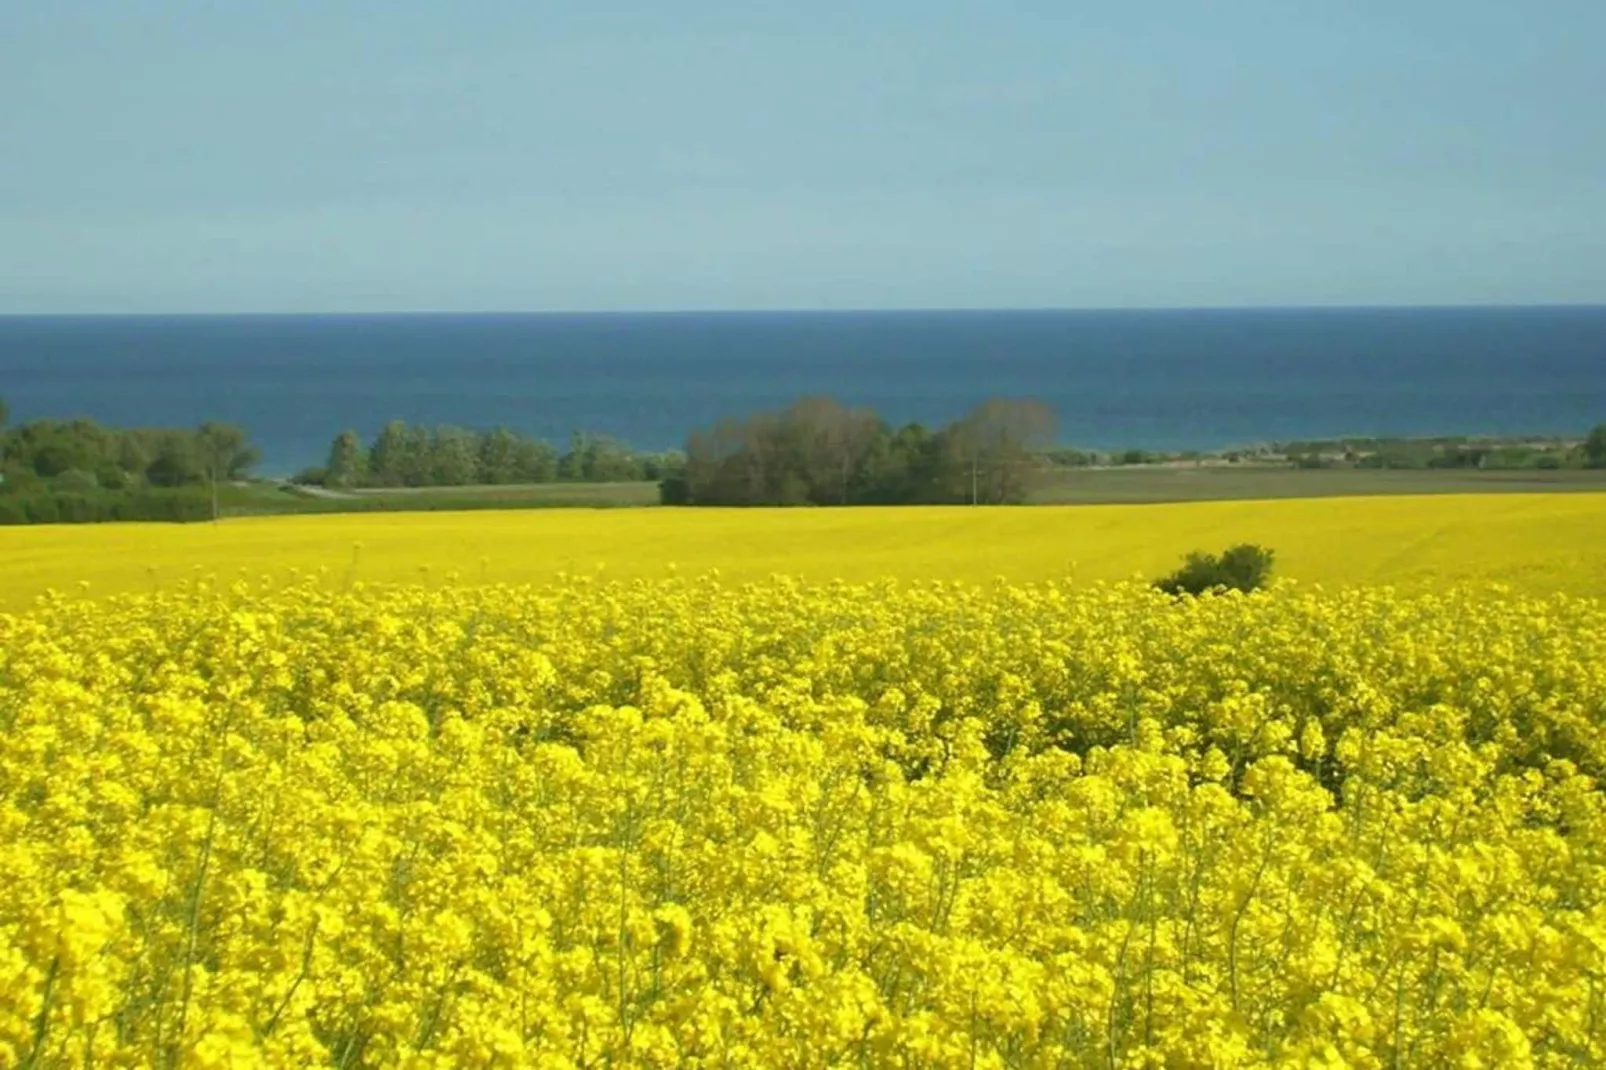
top-left (3, 1), bottom-right (1604, 313)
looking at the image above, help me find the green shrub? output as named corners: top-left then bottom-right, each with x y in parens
top-left (124, 489), bottom-right (212, 522)
top-left (659, 474), bottom-right (691, 505)
top-left (1156, 544), bottom-right (1276, 597)
top-left (0, 488), bottom-right (214, 525)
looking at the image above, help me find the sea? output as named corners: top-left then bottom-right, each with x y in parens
top-left (2, 306), bottom-right (1603, 476)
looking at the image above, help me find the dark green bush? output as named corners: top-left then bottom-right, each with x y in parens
top-left (658, 473), bottom-right (691, 505)
top-left (125, 489), bottom-right (212, 522)
top-left (0, 488), bottom-right (213, 525)
top-left (1155, 544), bottom-right (1276, 596)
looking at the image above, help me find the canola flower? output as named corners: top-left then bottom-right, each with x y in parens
top-left (2, 574), bottom-right (1605, 1067)
top-left (1, 491), bottom-right (1605, 612)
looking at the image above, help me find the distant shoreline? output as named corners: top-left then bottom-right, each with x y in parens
top-left (7, 305), bottom-right (1603, 475)
top-left (253, 430), bottom-right (1589, 482)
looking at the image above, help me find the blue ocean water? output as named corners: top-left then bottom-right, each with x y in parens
top-left (2, 307), bottom-right (1603, 475)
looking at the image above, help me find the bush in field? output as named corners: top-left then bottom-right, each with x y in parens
top-left (1156, 543), bottom-right (1276, 595)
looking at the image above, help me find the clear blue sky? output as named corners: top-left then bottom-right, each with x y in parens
top-left (4, 1), bottom-right (1603, 313)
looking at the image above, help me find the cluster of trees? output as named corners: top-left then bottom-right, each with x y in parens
top-left (0, 487), bottom-right (220, 525)
top-left (1283, 428), bottom-right (1606, 471)
top-left (664, 397), bottom-right (1057, 506)
top-left (1041, 446), bottom-right (1212, 467)
top-left (304, 422), bottom-right (679, 489)
top-left (0, 397), bottom-right (258, 523)
top-left (1350, 443), bottom-right (1572, 470)
top-left (5, 385), bottom-right (1603, 525)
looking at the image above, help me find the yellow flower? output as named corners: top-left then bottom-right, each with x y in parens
top-left (0, 573), bottom-right (1603, 1065)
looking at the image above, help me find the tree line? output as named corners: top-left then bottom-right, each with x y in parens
top-left (663, 397), bottom-right (1058, 505)
top-left (4, 386), bottom-right (1605, 525)
top-left (0, 399), bottom-right (257, 523)
top-left (305, 422), bottom-right (681, 488)
top-left (664, 405), bottom-right (1606, 506)
top-left (1284, 434), bottom-right (1606, 471)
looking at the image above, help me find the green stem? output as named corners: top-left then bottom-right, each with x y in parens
top-left (19, 954), bottom-right (61, 1070)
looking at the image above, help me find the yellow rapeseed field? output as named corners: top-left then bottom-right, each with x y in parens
top-left (4, 573), bottom-right (1606, 1066)
top-left (1, 492), bottom-right (1604, 609)
top-left (4, 496), bottom-right (1606, 1066)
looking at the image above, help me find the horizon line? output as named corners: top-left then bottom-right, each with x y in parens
top-left (3, 301), bottom-right (1606, 320)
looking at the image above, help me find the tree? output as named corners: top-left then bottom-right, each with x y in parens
top-left (589, 435), bottom-right (646, 482)
top-left (477, 428), bottom-right (522, 484)
top-left (53, 468), bottom-right (100, 494)
top-left (1585, 423), bottom-right (1606, 469)
top-left (681, 418), bottom-right (748, 504)
top-left (739, 412), bottom-right (808, 504)
top-left (0, 395), bottom-right (8, 429)
top-left (196, 422), bottom-right (259, 520)
top-left (559, 432), bottom-right (643, 483)
top-left (676, 400), bottom-right (892, 506)
top-left (196, 422), bottom-right (257, 480)
top-left (5, 418), bottom-right (113, 477)
top-left (144, 431), bottom-right (203, 488)
top-left (776, 397), bottom-right (882, 504)
top-left (325, 430), bottom-right (367, 488)
top-left (367, 421), bottom-right (414, 487)
top-left (430, 426), bottom-right (480, 486)
top-left (637, 449), bottom-right (683, 482)
top-left (557, 431), bottom-right (589, 481)
top-left (854, 422), bottom-right (932, 503)
top-left (117, 431), bottom-right (154, 479)
top-left (512, 437), bottom-right (559, 483)
top-left (364, 421), bottom-right (434, 486)
top-left (674, 396), bottom-right (1061, 506)
top-left (403, 425), bottom-right (433, 485)
top-left (950, 399), bottom-right (1056, 504)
